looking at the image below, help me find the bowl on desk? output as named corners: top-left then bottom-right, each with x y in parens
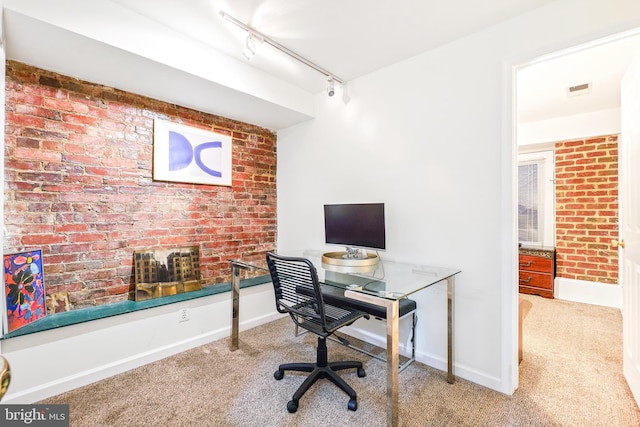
top-left (321, 251), bottom-right (379, 274)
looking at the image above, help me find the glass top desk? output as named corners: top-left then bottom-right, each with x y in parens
top-left (229, 249), bottom-right (461, 427)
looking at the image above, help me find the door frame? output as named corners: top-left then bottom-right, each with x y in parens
top-left (505, 26), bottom-right (640, 393)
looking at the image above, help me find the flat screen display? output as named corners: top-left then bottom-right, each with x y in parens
top-left (324, 203), bottom-right (386, 250)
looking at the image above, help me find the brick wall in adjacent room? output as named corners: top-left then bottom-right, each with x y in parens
top-left (4, 61), bottom-right (277, 310)
top-left (555, 135), bottom-right (618, 284)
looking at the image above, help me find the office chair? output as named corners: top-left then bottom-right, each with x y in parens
top-left (266, 252), bottom-right (369, 413)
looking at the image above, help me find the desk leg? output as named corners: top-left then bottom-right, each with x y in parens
top-left (230, 263), bottom-right (240, 351)
top-left (345, 291), bottom-right (400, 426)
top-left (447, 275), bottom-right (455, 383)
top-left (386, 299), bottom-right (400, 427)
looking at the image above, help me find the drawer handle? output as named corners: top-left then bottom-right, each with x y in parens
top-left (519, 276), bottom-right (532, 284)
top-left (519, 261), bottom-right (532, 267)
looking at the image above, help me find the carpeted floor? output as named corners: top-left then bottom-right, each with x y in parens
top-left (40, 294), bottom-right (640, 426)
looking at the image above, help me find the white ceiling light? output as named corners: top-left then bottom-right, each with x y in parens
top-left (220, 11), bottom-right (348, 100)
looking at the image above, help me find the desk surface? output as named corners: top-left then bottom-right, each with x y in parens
top-left (231, 249), bottom-right (460, 300)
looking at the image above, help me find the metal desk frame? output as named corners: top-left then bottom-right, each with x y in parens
top-left (229, 251), bottom-right (460, 427)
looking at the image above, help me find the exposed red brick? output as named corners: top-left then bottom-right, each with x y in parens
top-left (555, 136), bottom-right (618, 284)
top-left (5, 60), bottom-right (277, 309)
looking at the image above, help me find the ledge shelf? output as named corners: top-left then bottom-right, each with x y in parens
top-left (1, 275), bottom-right (271, 340)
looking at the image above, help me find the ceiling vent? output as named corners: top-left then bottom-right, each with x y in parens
top-left (567, 82), bottom-right (591, 97)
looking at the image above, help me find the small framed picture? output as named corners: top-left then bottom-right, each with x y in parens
top-left (133, 246), bottom-right (202, 301)
top-left (153, 119), bottom-right (232, 186)
top-left (3, 249), bottom-right (46, 333)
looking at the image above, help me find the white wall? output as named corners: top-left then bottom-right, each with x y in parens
top-left (0, 284), bottom-right (280, 403)
top-left (519, 107), bottom-right (621, 146)
top-left (276, 0), bottom-right (640, 394)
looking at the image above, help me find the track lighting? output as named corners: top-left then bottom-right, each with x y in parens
top-left (243, 33), bottom-right (257, 60)
top-left (220, 11), bottom-right (349, 102)
top-left (342, 83), bottom-right (351, 104)
top-left (327, 79), bottom-right (335, 97)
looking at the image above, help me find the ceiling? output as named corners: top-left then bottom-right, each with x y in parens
top-left (517, 31), bottom-right (640, 123)
top-left (3, 0), bottom-right (640, 129)
top-left (103, 0), bottom-right (559, 92)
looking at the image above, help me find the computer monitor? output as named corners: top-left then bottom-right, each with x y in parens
top-left (323, 203), bottom-right (386, 251)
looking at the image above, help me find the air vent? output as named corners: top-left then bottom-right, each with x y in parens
top-left (567, 82), bottom-right (591, 97)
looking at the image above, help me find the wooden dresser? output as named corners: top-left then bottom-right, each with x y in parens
top-left (518, 246), bottom-right (555, 299)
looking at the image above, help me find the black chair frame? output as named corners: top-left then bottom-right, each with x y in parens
top-left (266, 252), bottom-right (369, 413)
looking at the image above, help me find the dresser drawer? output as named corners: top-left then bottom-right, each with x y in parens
top-left (519, 285), bottom-right (553, 299)
top-left (519, 254), bottom-right (553, 274)
top-left (518, 271), bottom-right (553, 290)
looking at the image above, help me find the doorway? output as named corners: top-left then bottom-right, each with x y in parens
top-left (513, 29), bottom-right (640, 394)
top-left (515, 32), bottom-right (640, 302)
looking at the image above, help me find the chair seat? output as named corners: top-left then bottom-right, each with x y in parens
top-left (296, 302), bottom-right (369, 337)
top-left (319, 284), bottom-right (417, 319)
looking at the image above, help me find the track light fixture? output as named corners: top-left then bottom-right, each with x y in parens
top-left (341, 83), bottom-right (351, 104)
top-left (220, 11), bottom-right (348, 100)
top-left (243, 32), bottom-right (258, 60)
top-left (327, 79), bottom-right (335, 97)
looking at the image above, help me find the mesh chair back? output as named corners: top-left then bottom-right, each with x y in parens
top-left (266, 253), bottom-right (327, 330)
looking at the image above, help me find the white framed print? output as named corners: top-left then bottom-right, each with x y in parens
top-left (153, 119), bottom-right (232, 186)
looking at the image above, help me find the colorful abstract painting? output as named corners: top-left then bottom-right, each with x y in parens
top-left (4, 250), bottom-right (46, 333)
top-left (153, 119), bottom-right (232, 186)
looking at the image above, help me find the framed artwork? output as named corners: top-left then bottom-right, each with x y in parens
top-left (3, 249), bottom-right (46, 333)
top-left (153, 119), bottom-right (232, 186)
top-left (133, 246), bottom-right (202, 302)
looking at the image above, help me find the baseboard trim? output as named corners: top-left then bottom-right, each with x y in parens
top-left (554, 277), bottom-right (621, 308)
top-left (342, 322), bottom-right (504, 393)
top-left (2, 312), bottom-right (282, 404)
top-left (341, 325), bottom-right (414, 358)
top-left (417, 350), bottom-right (504, 392)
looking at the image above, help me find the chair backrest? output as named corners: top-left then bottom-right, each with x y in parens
top-left (266, 252), bottom-right (327, 332)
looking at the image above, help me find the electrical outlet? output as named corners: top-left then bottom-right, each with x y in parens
top-left (178, 307), bottom-right (190, 323)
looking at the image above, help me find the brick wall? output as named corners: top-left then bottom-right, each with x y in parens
top-left (555, 135), bottom-right (618, 284)
top-left (4, 61), bottom-right (277, 310)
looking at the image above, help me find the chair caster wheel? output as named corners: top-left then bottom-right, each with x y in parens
top-left (287, 400), bottom-right (298, 413)
top-left (348, 398), bottom-right (358, 411)
top-left (274, 370), bottom-right (284, 380)
top-left (357, 367), bottom-right (366, 377)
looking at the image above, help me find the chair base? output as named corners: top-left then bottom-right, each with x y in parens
top-left (274, 337), bottom-right (365, 413)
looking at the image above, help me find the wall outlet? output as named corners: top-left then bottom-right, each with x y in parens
top-left (178, 307), bottom-right (190, 323)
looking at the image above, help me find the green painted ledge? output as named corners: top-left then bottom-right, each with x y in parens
top-left (0, 275), bottom-right (271, 340)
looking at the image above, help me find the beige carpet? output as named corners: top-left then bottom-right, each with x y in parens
top-left (40, 294), bottom-right (640, 426)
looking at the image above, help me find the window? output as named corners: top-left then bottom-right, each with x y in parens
top-left (518, 151), bottom-right (554, 247)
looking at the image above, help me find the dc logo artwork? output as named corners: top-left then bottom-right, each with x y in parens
top-left (168, 131), bottom-right (223, 178)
